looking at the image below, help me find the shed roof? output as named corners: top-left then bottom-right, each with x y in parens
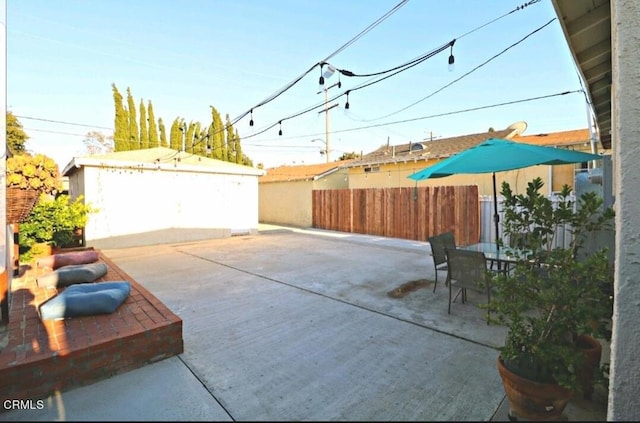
top-left (62, 147), bottom-right (265, 177)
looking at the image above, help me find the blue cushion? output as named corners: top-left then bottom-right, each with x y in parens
top-left (39, 281), bottom-right (131, 320)
top-left (36, 263), bottom-right (108, 289)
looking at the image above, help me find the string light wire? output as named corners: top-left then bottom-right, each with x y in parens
top-left (230, 0), bottom-right (546, 142)
top-left (354, 17), bottom-right (557, 122)
top-left (16, 0), bottom-right (547, 161)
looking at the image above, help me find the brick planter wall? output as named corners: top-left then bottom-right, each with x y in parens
top-left (0, 249), bottom-right (184, 402)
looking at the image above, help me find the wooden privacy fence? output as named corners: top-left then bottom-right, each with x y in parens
top-left (312, 186), bottom-right (480, 246)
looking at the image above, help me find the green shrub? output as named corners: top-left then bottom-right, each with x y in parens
top-left (19, 194), bottom-right (96, 262)
top-left (486, 177), bottom-right (614, 392)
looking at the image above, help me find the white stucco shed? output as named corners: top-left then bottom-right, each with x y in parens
top-left (62, 147), bottom-right (265, 248)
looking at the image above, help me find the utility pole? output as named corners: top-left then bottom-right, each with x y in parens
top-left (317, 82), bottom-right (340, 163)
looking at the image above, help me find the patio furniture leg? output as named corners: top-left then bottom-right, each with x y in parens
top-left (453, 288), bottom-right (464, 303)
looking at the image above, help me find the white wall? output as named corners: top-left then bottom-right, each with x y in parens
top-left (81, 166), bottom-right (259, 242)
top-left (609, 0), bottom-right (640, 419)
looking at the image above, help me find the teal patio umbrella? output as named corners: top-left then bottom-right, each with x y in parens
top-left (407, 138), bottom-right (603, 247)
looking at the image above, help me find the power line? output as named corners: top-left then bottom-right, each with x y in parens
top-left (344, 42), bottom-right (453, 93)
top-left (232, 39), bottom-right (454, 141)
top-left (26, 91), bottom-right (585, 164)
top-left (330, 90), bottom-right (584, 135)
top-left (182, 1), bottom-right (411, 154)
top-left (354, 17), bottom-right (557, 122)
top-left (241, 90), bottom-right (584, 153)
top-left (16, 115), bottom-right (113, 131)
top-left (456, 0), bottom-right (542, 41)
top-left (335, 40), bottom-right (453, 79)
top-left (321, 0), bottom-right (410, 62)
top-left (229, 0), bottom-right (411, 127)
top-left (232, 1), bottom-right (547, 142)
top-left (23, 128), bottom-right (92, 137)
top-left (16, 0), bottom-right (549, 162)
top-left (20, 80), bottom-right (570, 165)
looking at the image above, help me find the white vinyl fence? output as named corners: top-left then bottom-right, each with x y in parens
top-left (479, 195), bottom-right (574, 249)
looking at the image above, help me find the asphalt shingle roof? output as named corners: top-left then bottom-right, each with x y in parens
top-left (259, 160), bottom-right (354, 183)
top-left (512, 128), bottom-right (591, 147)
top-left (260, 128), bottom-right (595, 181)
top-left (345, 128), bottom-right (516, 167)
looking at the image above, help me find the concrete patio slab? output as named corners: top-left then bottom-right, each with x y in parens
top-left (1, 224), bottom-right (607, 421)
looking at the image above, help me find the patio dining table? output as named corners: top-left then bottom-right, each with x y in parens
top-left (459, 242), bottom-right (528, 272)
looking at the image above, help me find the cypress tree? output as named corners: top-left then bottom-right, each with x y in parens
top-left (139, 99), bottom-right (149, 149)
top-left (201, 129), bottom-right (210, 156)
top-left (148, 101), bottom-right (159, 147)
top-left (225, 114), bottom-right (236, 163)
top-left (234, 129), bottom-right (243, 164)
top-left (111, 83), bottom-right (129, 151)
top-left (192, 123), bottom-right (207, 156)
top-left (210, 106), bottom-right (225, 160)
top-left (242, 154), bottom-right (253, 167)
top-left (126, 87), bottom-right (139, 150)
top-left (207, 123), bottom-right (215, 159)
top-left (185, 121), bottom-right (196, 153)
top-left (169, 118), bottom-right (184, 151)
top-left (158, 118), bottom-right (168, 147)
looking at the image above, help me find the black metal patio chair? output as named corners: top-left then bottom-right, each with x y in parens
top-left (428, 231), bottom-right (457, 293)
top-left (445, 247), bottom-right (492, 323)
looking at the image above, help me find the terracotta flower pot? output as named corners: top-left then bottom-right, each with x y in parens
top-left (577, 334), bottom-right (603, 400)
top-left (497, 356), bottom-right (572, 421)
top-left (31, 243), bottom-right (53, 259)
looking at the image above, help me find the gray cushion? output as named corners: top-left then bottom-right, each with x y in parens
top-left (39, 281), bottom-right (131, 320)
top-left (36, 263), bottom-right (108, 289)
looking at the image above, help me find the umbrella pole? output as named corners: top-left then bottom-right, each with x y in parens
top-left (492, 173), bottom-right (501, 271)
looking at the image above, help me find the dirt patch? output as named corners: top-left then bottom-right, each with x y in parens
top-left (387, 279), bottom-right (432, 298)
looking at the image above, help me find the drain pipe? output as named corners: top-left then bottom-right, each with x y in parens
top-left (588, 113), bottom-right (604, 185)
top-left (587, 106), bottom-right (599, 166)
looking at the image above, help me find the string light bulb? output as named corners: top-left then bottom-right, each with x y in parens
top-left (448, 40), bottom-right (456, 72)
top-left (278, 121), bottom-right (283, 136)
top-left (345, 91), bottom-right (350, 110)
top-left (249, 109), bottom-right (254, 127)
top-left (319, 62), bottom-right (336, 90)
top-left (319, 63), bottom-right (325, 87)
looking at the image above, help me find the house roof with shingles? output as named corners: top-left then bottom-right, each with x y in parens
top-left (62, 147), bottom-right (265, 177)
top-left (258, 127), bottom-right (594, 182)
top-left (343, 128), bottom-right (517, 167)
top-left (260, 160), bottom-right (354, 183)
top-left (512, 128), bottom-right (592, 147)
top-left (342, 127), bottom-right (595, 168)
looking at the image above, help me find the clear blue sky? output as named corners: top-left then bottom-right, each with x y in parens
top-left (6, 0), bottom-right (591, 169)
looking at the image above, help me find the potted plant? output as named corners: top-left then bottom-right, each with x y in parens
top-left (6, 153), bottom-right (61, 194)
top-left (6, 153), bottom-right (62, 224)
top-left (486, 177), bottom-right (614, 421)
top-left (19, 194), bottom-right (96, 262)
